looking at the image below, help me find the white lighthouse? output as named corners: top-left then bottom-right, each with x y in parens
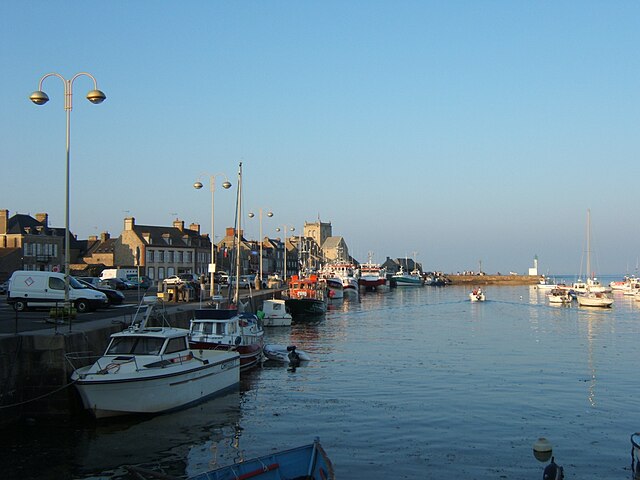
top-left (528, 255), bottom-right (539, 276)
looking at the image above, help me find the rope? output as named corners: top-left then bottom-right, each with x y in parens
top-left (0, 379), bottom-right (77, 410)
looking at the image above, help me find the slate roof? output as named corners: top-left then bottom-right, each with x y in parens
top-left (131, 224), bottom-right (208, 248)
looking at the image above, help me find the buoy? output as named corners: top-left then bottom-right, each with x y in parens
top-left (533, 437), bottom-right (553, 462)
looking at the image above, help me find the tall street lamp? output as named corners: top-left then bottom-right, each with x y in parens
top-left (276, 225), bottom-right (295, 282)
top-left (194, 174), bottom-right (231, 298)
top-left (248, 208), bottom-right (273, 289)
top-left (29, 73), bottom-right (106, 314)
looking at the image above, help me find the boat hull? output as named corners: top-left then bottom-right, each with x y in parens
top-left (72, 351), bottom-right (240, 419)
top-left (188, 342), bottom-right (263, 370)
top-left (285, 298), bottom-right (327, 317)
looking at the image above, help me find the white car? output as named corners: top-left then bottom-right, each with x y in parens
top-left (162, 275), bottom-right (184, 286)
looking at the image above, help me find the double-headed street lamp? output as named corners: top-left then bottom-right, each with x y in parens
top-left (29, 73), bottom-right (106, 313)
top-left (248, 209), bottom-right (273, 289)
top-left (276, 225), bottom-right (295, 281)
top-left (194, 174), bottom-right (231, 298)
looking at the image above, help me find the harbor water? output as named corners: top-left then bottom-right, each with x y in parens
top-left (2, 280), bottom-right (640, 479)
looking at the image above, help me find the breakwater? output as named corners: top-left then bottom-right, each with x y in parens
top-left (445, 274), bottom-right (540, 285)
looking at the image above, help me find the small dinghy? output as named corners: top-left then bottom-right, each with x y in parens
top-left (263, 344), bottom-right (311, 364)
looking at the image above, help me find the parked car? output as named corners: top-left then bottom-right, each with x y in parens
top-left (77, 279), bottom-right (125, 306)
top-left (229, 275), bottom-right (255, 289)
top-left (99, 278), bottom-right (128, 291)
top-left (78, 276), bottom-right (101, 288)
top-left (126, 274), bottom-right (152, 289)
top-left (214, 271), bottom-right (229, 285)
top-left (162, 275), bottom-right (184, 286)
top-left (0, 280), bottom-right (8, 294)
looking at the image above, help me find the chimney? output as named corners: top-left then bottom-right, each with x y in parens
top-left (0, 209), bottom-right (8, 235)
top-left (100, 231), bottom-right (110, 241)
top-left (124, 217), bottom-right (135, 231)
top-left (226, 227), bottom-right (235, 237)
top-left (189, 223), bottom-right (200, 234)
top-left (173, 219), bottom-right (184, 231)
top-left (88, 235), bottom-right (98, 241)
top-left (35, 213), bottom-right (48, 227)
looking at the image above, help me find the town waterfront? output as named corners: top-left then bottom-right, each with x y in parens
top-left (2, 280), bottom-right (639, 479)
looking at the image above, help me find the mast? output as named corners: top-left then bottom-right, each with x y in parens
top-left (586, 208), bottom-right (591, 279)
top-left (233, 162), bottom-right (243, 306)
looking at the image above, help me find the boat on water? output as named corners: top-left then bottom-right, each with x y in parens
top-left (323, 262), bottom-right (359, 296)
top-left (469, 288), bottom-right (486, 302)
top-left (323, 275), bottom-right (344, 299)
top-left (358, 253), bottom-right (388, 291)
top-left (187, 437), bottom-right (334, 480)
top-left (537, 276), bottom-right (558, 290)
top-left (263, 344), bottom-right (312, 363)
top-left (68, 299), bottom-right (240, 419)
top-left (392, 266), bottom-right (424, 286)
top-left (284, 274), bottom-right (328, 317)
top-left (576, 209), bottom-right (613, 308)
top-left (547, 288), bottom-right (572, 305)
top-left (260, 298), bottom-right (292, 327)
top-left (189, 309), bottom-right (264, 370)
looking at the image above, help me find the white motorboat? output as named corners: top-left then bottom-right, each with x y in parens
top-left (537, 276), bottom-right (558, 290)
top-left (68, 301), bottom-right (240, 418)
top-left (322, 262), bottom-right (359, 296)
top-left (547, 288), bottom-right (572, 305)
top-left (260, 299), bottom-right (292, 327)
top-left (263, 344), bottom-right (311, 364)
top-left (469, 288), bottom-right (486, 302)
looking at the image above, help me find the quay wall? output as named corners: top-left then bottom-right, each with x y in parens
top-left (445, 274), bottom-right (541, 285)
top-left (0, 290), bottom-right (279, 428)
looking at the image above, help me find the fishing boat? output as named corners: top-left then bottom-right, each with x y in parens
top-left (576, 209), bottom-right (614, 308)
top-left (263, 344), bottom-right (312, 363)
top-left (323, 275), bottom-right (344, 299)
top-left (284, 274), bottom-right (327, 317)
top-left (547, 288), bottom-right (572, 305)
top-left (469, 287), bottom-right (486, 302)
top-left (322, 262), bottom-right (359, 296)
top-left (188, 437), bottom-right (334, 480)
top-left (260, 298), bottom-right (292, 327)
top-left (189, 309), bottom-right (264, 370)
top-left (537, 276), bottom-right (558, 290)
top-left (392, 266), bottom-right (424, 286)
top-left (358, 253), bottom-right (388, 290)
top-left (68, 299), bottom-right (240, 419)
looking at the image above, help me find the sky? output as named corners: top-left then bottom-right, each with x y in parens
top-left (1, 1), bottom-right (639, 276)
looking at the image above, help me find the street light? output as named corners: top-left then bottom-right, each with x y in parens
top-left (248, 209), bottom-right (273, 289)
top-left (276, 225), bottom-right (295, 282)
top-left (194, 174), bottom-right (231, 298)
top-left (29, 72), bottom-right (106, 317)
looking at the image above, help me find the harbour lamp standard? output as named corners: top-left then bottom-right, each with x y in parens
top-left (29, 73), bottom-right (106, 314)
top-left (248, 209), bottom-right (273, 289)
top-left (194, 174), bottom-right (232, 298)
top-left (276, 226), bottom-right (295, 282)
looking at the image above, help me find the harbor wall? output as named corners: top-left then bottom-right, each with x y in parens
top-left (446, 275), bottom-right (540, 285)
top-left (0, 290), bottom-right (278, 428)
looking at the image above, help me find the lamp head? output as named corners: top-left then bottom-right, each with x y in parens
top-left (193, 181), bottom-right (204, 190)
top-left (222, 181), bottom-right (232, 189)
top-left (29, 90), bottom-right (49, 105)
top-left (267, 212), bottom-right (273, 218)
top-left (248, 212), bottom-right (255, 218)
top-left (86, 89), bottom-right (107, 104)
top-left (291, 227), bottom-right (295, 232)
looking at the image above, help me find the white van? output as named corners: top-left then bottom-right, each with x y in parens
top-left (7, 271), bottom-right (108, 313)
top-left (99, 268), bottom-right (137, 280)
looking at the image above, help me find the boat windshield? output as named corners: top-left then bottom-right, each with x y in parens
top-left (107, 336), bottom-right (165, 355)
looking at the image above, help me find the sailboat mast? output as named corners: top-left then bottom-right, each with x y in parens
top-left (234, 162), bottom-right (243, 306)
top-left (586, 209), bottom-right (591, 279)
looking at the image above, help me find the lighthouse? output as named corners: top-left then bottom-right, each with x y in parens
top-left (528, 255), bottom-right (539, 276)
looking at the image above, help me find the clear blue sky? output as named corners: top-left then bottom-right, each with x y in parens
top-left (2, 1), bottom-right (639, 275)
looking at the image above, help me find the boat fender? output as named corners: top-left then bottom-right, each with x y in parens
top-left (235, 336), bottom-right (242, 346)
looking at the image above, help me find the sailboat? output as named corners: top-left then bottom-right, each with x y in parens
top-left (576, 209), bottom-right (613, 308)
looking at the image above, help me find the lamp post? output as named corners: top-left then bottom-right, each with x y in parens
top-left (29, 72), bottom-right (106, 316)
top-left (276, 225), bottom-right (295, 282)
top-left (194, 174), bottom-right (232, 298)
top-left (248, 209), bottom-right (273, 289)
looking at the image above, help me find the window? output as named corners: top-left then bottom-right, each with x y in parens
top-left (147, 250), bottom-right (154, 263)
top-left (177, 251), bottom-right (183, 263)
top-left (167, 267), bottom-right (175, 277)
top-left (49, 277), bottom-right (65, 290)
top-left (147, 267), bottom-right (155, 280)
top-left (167, 250), bottom-right (174, 263)
top-left (159, 250), bottom-right (165, 262)
top-left (164, 337), bottom-right (187, 354)
top-left (159, 267), bottom-right (165, 279)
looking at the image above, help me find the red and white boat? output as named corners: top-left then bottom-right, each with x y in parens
top-left (358, 255), bottom-right (387, 291)
top-left (322, 262), bottom-right (359, 296)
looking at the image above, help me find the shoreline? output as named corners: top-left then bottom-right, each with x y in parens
top-left (444, 274), bottom-right (541, 285)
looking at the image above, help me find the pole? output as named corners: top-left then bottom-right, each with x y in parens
top-left (259, 209), bottom-right (263, 288)
top-left (210, 176), bottom-right (216, 298)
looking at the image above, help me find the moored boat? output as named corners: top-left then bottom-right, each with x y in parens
top-left (284, 274), bottom-right (327, 317)
top-left (392, 266), bottom-right (424, 286)
top-left (189, 308), bottom-right (264, 370)
top-left (323, 275), bottom-right (344, 299)
top-left (358, 256), bottom-right (388, 291)
top-left (260, 298), bottom-right (292, 327)
top-left (187, 437), bottom-right (334, 480)
top-left (547, 288), bottom-right (572, 304)
top-left (263, 344), bottom-right (312, 363)
top-left (68, 301), bottom-right (240, 418)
